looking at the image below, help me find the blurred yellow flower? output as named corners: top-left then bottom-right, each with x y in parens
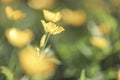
top-left (43, 10), bottom-right (62, 22)
top-left (5, 28), bottom-right (33, 47)
top-left (118, 69), bottom-right (120, 80)
top-left (19, 46), bottom-right (60, 76)
top-left (1, 0), bottom-right (12, 3)
top-left (41, 20), bottom-right (65, 35)
top-left (99, 24), bottom-right (110, 34)
top-left (61, 8), bottom-right (86, 27)
top-left (28, 0), bottom-right (55, 10)
top-left (90, 37), bottom-right (109, 49)
top-left (5, 6), bottom-right (25, 21)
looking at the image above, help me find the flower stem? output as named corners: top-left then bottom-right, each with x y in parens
top-left (8, 48), bottom-right (17, 71)
top-left (40, 33), bottom-right (51, 53)
top-left (8, 48), bottom-right (19, 80)
top-left (0, 35), bottom-right (5, 45)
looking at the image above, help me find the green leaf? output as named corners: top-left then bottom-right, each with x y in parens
top-left (40, 34), bottom-right (47, 48)
top-left (0, 66), bottom-right (13, 80)
top-left (78, 69), bottom-right (85, 80)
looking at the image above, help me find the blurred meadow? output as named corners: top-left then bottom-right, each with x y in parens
top-left (0, 0), bottom-right (120, 80)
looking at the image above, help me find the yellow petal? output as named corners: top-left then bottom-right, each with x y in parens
top-left (41, 20), bottom-right (65, 34)
top-left (45, 22), bottom-right (57, 33)
top-left (5, 6), bottom-right (13, 19)
top-left (41, 20), bottom-right (57, 33)
top-left (52, 27), bottom-right (65, 35)
top-left (43, 10), bottom-right (62, 22)
top-left (41, 20), bottom-right (49, 32)
top-left (12, 10), bottom-right (25, 21)
top-left (5, 28), bottom-right (33, 47)
top-left (5, 6), bottom-right (25, 21)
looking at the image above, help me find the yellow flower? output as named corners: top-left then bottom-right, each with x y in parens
top-left (118, 69), bottom-right (120, 80)
top-left (41, 20), bottom-right (65, 35)
top-left (1, 0), bottom-right (12, 3)
top-left (61, 8), bottom-right (86, 26)
top-left (28, 0), bottom-right (55, 10)
top-left (5, 6), bottom-right (25, 21)
top-left (90, 37), bottom-right (109, 49)
top-left (99, 24), bottom-right (110, 34)
top-left (19, 46), bottom-right (60, 76)
top-left (43, 10), bottom-right (62, 22)
top-left (5, 28), bottom-right (33, 47)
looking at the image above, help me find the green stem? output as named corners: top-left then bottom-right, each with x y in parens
top-left (0, 35), bottom-right (5, 45)
top-left (8, 48), bottom-right (18, 80)
top-left (40, 33), bottom-right (51, 53)
top-left (0, 66), bottom-right (13, 80)
top-left (9, 21), bottom-right (14, 27)
top-left (8, 48), bottom-right (17, 71)
top-left (7, 20), bottom-right (16, 70)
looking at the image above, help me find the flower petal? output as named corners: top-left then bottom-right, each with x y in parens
top-left (43, 10), bottom-right (62, 22)
top-left (5, 6), bottom-right (13, 19)
top-left (5, 6), bottom-right (25, 21)
top-left (41, 20), bottom-right (65, 35)
top-left (41, 20), bottom-right (49, 32)
top-left (52, 26), bottom-right (65, 35)
top-left (46, 22), bottom-right (57, 33)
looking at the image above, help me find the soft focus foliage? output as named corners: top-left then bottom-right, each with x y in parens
top-left (0, 0), bottom-right (120, 80)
